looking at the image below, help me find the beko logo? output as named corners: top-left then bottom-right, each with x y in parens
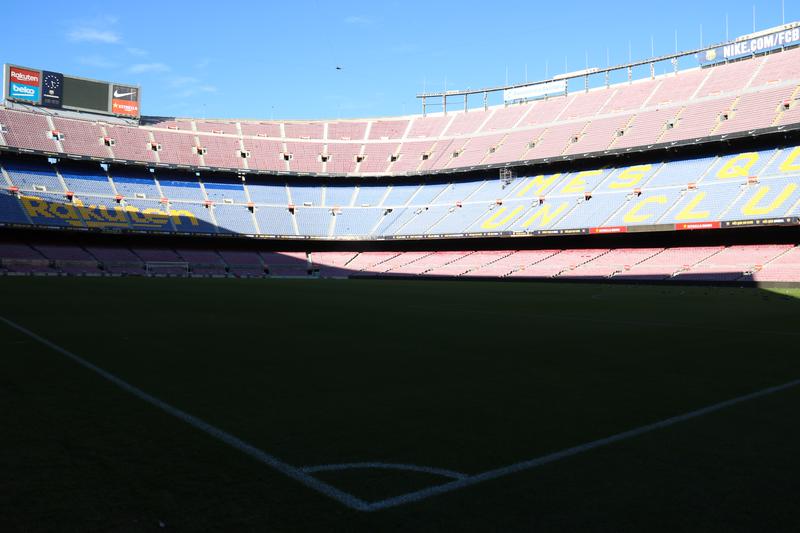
top-left (113, 89), bottom-right (137, 98)
top-left (10, 70), bottom-right (39, 84)
top-left (11, 84), bottom-right (35, 96)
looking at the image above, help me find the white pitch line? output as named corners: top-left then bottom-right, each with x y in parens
top-left (5, 312), bottom-right (800, 513)
top-left (367, 377), bottom-right (800, 511)
top-left (0, 315), bottom-right (371, 512)
top-left (302, 462), bottom-right (468, 480)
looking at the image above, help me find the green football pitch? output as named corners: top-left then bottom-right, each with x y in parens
top-left (2, 277), bottom-right (800, 532)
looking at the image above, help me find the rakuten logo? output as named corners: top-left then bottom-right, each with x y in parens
top-left (10, 68), bottom-right (40, 86)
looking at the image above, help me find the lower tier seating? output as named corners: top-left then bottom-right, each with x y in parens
top-left (2, 242), bottom-right (797, 282)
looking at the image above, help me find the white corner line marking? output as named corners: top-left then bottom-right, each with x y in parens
top-left (0, 315), bottom-right (371, 512)
top-left (5, 314), bottom-right (799, 513)
top-left (367, 377), bottom-right (800, 511)
top-left (302, 462), bottom-right (468, 480)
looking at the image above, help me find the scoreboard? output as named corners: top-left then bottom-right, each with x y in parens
top-left (4, 64), bottom-right (140, 119)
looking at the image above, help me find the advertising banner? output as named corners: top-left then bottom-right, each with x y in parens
top-left (589, 226), bottom-right (627, 234)
top-left (8, 65), bottom-right (41, 104)
top-left (675, 221), bottom-right (721, 231)
top-left (697, 27), bottom-right (800, 65)
top-left (721, 217), bottom-right (794, 228)
top-left (504, 79), bottom-right (566, 102)
top-left (41, 71), bottom-right (63, 108)
top-left (111, 84), bottom-right (140, 117)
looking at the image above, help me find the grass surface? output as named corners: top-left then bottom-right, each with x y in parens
top-left (2, 277), bottom-right (800, 532)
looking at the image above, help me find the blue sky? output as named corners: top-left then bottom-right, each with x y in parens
top-left (4, 0), bottom-right (797, 120)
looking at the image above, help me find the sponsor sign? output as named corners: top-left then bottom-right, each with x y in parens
top-left (9, 82), bottom-right (39, 102)
top-left (721, 217), bottom-right (794, 228)
top-left (538, 228), bottom-right (589, 236)
top-left (9, 66), bottom-right (40, 86)
top-left (504, 79), bottom-right (566, 102)
top-left (41, 71), bottom-right (63, 108)
top-left (675, 221), bottom-right (721, 231)
top-left (590, 226), bottom-right (627, 234)
top-left (111, 84), bottom-right (140, 117)
top-left (7, 65), bottom-right (41, 103)
top-left (697, 27), bottom-right (800, 65)
top-left (20, 195), bottom-right (199, 230)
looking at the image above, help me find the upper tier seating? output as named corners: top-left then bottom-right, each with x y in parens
top-left (2, 48), bottom-right (799, 177)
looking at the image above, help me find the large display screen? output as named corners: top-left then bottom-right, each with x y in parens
top-left (62, 76), bottom-right (109, 113)
top-left (4, 64), bottom-right (140, 118)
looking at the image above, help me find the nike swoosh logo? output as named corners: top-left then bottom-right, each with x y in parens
top-left (114, 90), bottom-right (136, 98)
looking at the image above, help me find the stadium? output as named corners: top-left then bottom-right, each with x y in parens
top-left (3, 4), bottom-right (800, 531)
